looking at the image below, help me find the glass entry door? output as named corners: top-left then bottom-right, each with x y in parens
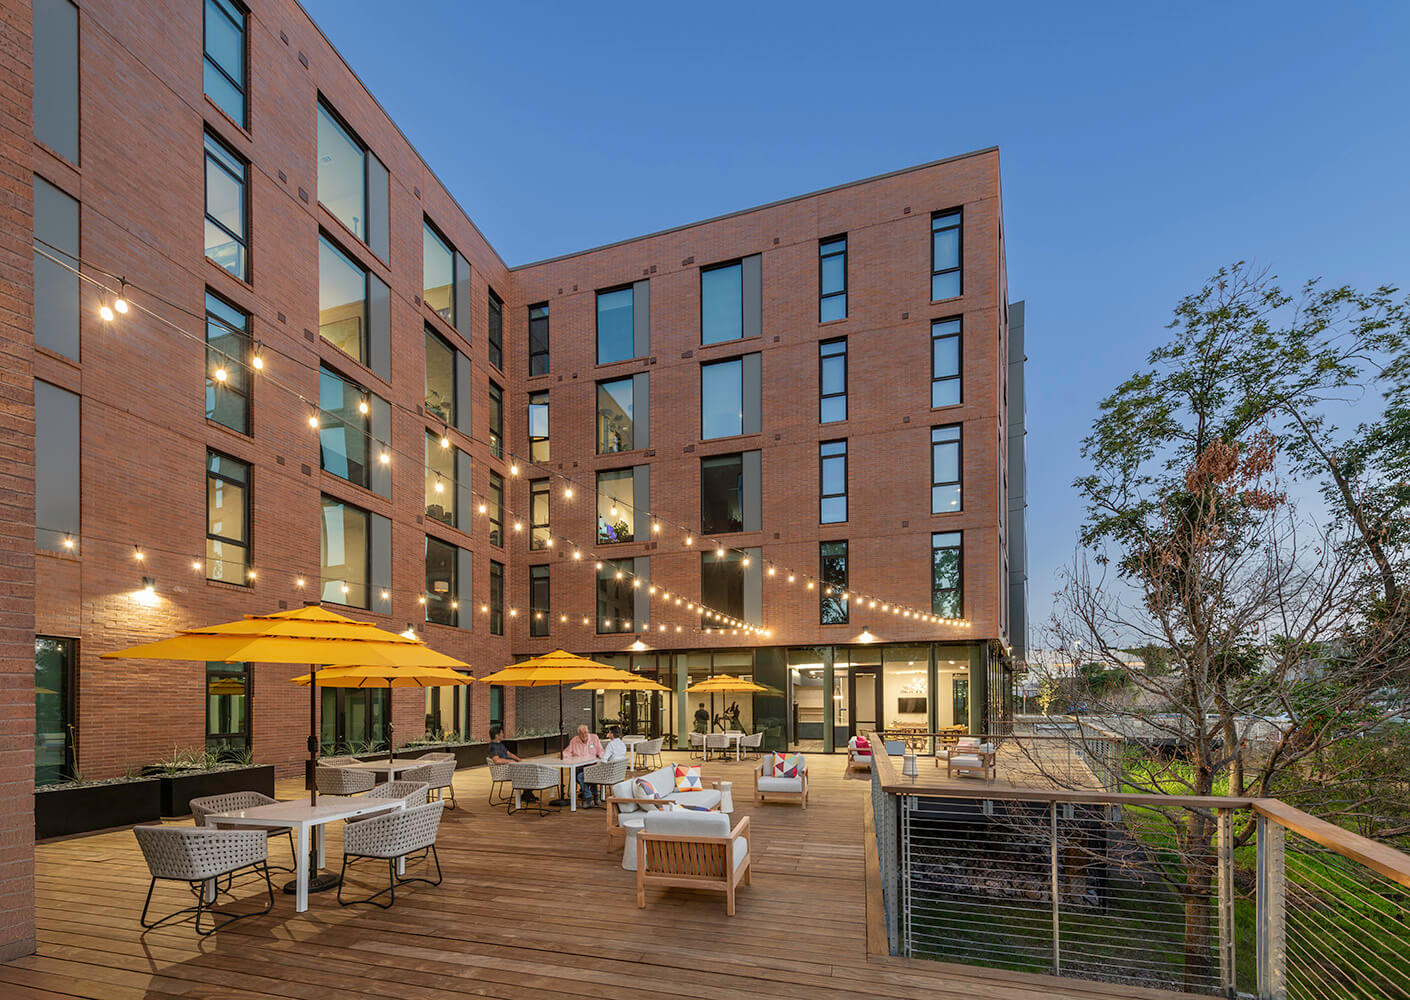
top-left (849, 666), bottom-right (881, 736)
top-left (36, 637), bottom-right (76, 785)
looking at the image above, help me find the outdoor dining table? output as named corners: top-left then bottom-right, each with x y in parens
top-left (338, 758), bottom-right (429, 781)
top-left (516, 754), bottom-right (598, 812)
top-left (205, 794), bottom-right (405, 912)
top-left (719, 731), bottom-right (745, 761)
top-left (622, 735), bottom-right (648, 770)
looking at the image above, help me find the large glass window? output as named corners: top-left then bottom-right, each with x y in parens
top-left (597, 469), bottom-right (636, 544)
top-left (701, 260), bottom-right (743, 344)
top-left (819, 338), bottom-right (847, 423)
top-left (425, 536), bottom-right (458, 626)
top-left (820, 440), bottom-right (848, 524)
top-left (932, 531), bottom-right (963, 618)
top-left (528, 391), bottom-right (549, 462)
top-left (529, 479), bottom-right (550, 550)
top-left (701, 550), bottom-right (746, 620)
top-left (425, 432), bottom-right (456, 526)
top-left (318, 366), bottom-right (372, 489)
top-left (33, 177), bottom-right (80, 360)
top-left (701, 454), bottom-right (744, 534)
top-left (819, 236), bottom-right (847, 322)
top-left (932, 318), bottom-right (962, 407)
top-left (596, 286), bottom-right (635, 364)
top-left (318, 101), bottom-right (368, 242)
top-left (422, 221), bottom-right (456, 324)
top-left (318, 233), bottom-right (368, 362)
top-left (321, 495), bottom-right (370, 608)
top-left (702, 357), bottom-right (743, 439)
top-left (530, 565), bottom-right (550, 637)
top-left (321, 688), bottom-right (390, 754)
top-left (204, 132), bottom-right (248, 280)
top-left (35, 0), bottom-right (79, 162)
top-left (424, 326), bottom-right (456, 425)
top-left (34, 381), bottom-right (78, 552)
top-left (206, 450), bottom-right (250, 584)
top-left (529, 302), bottom-right (550, 376)
top-left (597, 558), bottom-right (634, 634)
top-left (488, 289), bottom-right (503, 369)
top-left (205, 292), bottom-right (250, 433)
top-left (488, 381), bottom-right (503, 458)
top-left (931, 424), bottom-right (962, 513)
top-left (931, 209), bottom-right (962, 301)
top-left (487, 471), bottom-right (504, 547)
top-left (597, 377), bottom-right (636, 453)
top-left (489, 560), bottom-right (504, 635)
top-left (820, 540), bottom-right (849, 624)
top-left (206, 662), bottom-right (249, 755)
top-left (35, 636), bottom-right (76, 785)
top-left (203, 0), bottom-right (246, 127)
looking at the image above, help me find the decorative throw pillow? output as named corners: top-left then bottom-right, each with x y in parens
top-left (674, 765), bottom-right (703, 792)
top-left (635, 776), bottom-right (671, 810)
top-left (771, 752), bottom-right (801, 778)
top-left (854, 735), bottom-right (870, 752)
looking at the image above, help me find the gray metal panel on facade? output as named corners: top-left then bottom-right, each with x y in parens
top-left (742, 450), bottom-right (762, 532)
top-left (34, 380), bottom-right (79, 551)
top-left (367, 272), bottom-right (391, 381)
top-left (369, 396), bottom-right (391, 497)
top-left (741, 254), bottom-right (762, 340)
top-left (741, 352), bottom-right (761, 435)
top-left (370, 512), bottom-right (392, 606)
top-left (454, 449), bottom-right (474, 532)
top-left (1006, 300), bottom-right (1029, 660)
top-left (368, 154), bottom-right (390, 262)
top-left (633, 465), bottom-right (650, 533)
top-left (743, 546), bottom-right (762, 625)
top-left (632, 279), bottom-right (650, 358)
top-left (453, 351), bottom-right (473, 435)
top-left (454, 253), bottom-right (473, 339)
top-left (33, 0), bottom-right (79, 163)
top-left (34, 177), bottom-right (80, 360)
top-left (456, 546), bottom-right (474, 629)
top-left (633, 556), bottom-right (651, 626)
top-left (632, 372), bottom-right (650, 449)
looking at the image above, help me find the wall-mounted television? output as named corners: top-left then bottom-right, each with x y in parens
top-left (896, 696), bottom-right (927, 715)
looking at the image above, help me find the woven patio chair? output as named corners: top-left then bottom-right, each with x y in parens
top-left (740, 732), bottom-right (765, 760)
top-left (346, 781), bottom-right (429, 822)
top-left (635, 737), bottom-right (663, 769)
top-left (316, 765), bottom-right (375, 795)
top-left (509, 762), bottom-right (561, 816)
top-left (337, 801), bottom-right (445, 909)
top-left (487, 757), bottom-right (513, 806)
top-left (705, 733), bottom-right (729, 761)
top-left (582, 757), bottom-right (628, 809)
top-left (319, 755), bottom-right (358, 767)
top-left (189, 790), bottom-right (294, 873)
top-left (403, 759), bottom-right (457, 810)
top-left (133, 825), bottom-right (273, 935)
top-left (687, 732), bottom-right (706, 760)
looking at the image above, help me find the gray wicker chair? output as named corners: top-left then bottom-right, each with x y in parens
top-left (687, 732), bottom-right (706, 760)
top-left (705, 733), bottom-right (729, 761)
top-left (509, 762), bottom-right (561, 816)
top-left (582, 757), bottom-right (628, 808)
top-left (188, 790), bottom-right (294, 872)
top-left (346, 781), bottom-right (429, 822)
top-left (320, 755), bottom-right (358, 767)
top-left (487, 757), bottom-right (514, 806)
top-left (133, 825), bottom-right (273, 934)
top-left (637, 737), bottom-right (664, 769)
top-left (403, 758), bottom-right (456, 810)
top-left (416, 751), bottom-right (456, 763)
top-left (740, 732), bottom-right (765, 760)
top-left (337, 800), bottom-right (445, 909)
top-left (316, 765), bottom-right (375, 795)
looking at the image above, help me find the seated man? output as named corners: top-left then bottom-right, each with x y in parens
top-left (489, 725), bottom-right (535, 803)
top-left (564, 724), bottom-right (603, 805)
top-left (600, 725), bottom-right (627, 764)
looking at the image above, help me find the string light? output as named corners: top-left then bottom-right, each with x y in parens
top-left (308, 411), bottom-right (320, 429)
top-left (62, 534), bottom-right (75, 550)
top-left (251, 343), bottom-right (264, 370)
top-left (113, 282), bottom-right (129, 314)
top-left (99, 303), bottom-right (114, 322)
top-left (246, 568), bottom-right (257, 581)
top-left (358, 398), bottom-right (369, 415)
top-left (296, 577), bottom-right (306, 588)
top-left (191, 560), bottom-right (202, 571)
top-left (378, 448), bottom-right (390, 465)
top-left (133, 546), bottom-right (144, 562)
top-left (564, 486), bottom-right (573, 499)
top-left (440, 433), bottom-right (450, 449)
top-left (214, 366), bottom-right (227, 382)
top-left (510, 463), bottom-right (520, 476)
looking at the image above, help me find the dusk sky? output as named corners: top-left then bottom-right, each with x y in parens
top-left (302, 0), bottom-right (1410, 634)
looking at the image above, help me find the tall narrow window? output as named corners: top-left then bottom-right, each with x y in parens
top-left (597, 559), bottom-right (634, 634)
top-left (489, 560), bottom-right (504, 635)
top-left (318, 233), bottom-right (368, 362)
top-left (206, 450), bottom-right (250, 584)
top-left (931, 425), bottom-right (962, 513)
top-left (35, 637), bottom-right (77, 785)
top-left (202, 0), bottom-right (246, 127)
top-left (700, 550), bottom-right (747, 621)
top-left (318, 366), bottom-right (372, 489)
top-left (932, 531), bottom-right (963, 617)
top-left (701, 355), bottom-right (761, 439)
top-left (701, 454), bottom-right (744, 534)
top-left (425, 432), bottom-right (456, 526)
top-left (425, 536), bottom-right (458, 626)
top-left (424, 327), bottom-right (456, 425)
top-left (204, 132), bottom-right (248, 280)
top-left (820, 541), bottom-right (849, 624)
top-left (931, 209), bottom-right (962, 301)
top-left (597, 377), bottom-right (635, 453)
top-left (819, 338), bottom-right (847, 423)
top-left (819, 236), bottom-right (847, 322)
top-left (529, 565), bottom-right (550, 637)
top-left (318, 101), bottom-right (370, 243)
top-left (701, 260), bottom-right (743, 344)
top-left (320, 495), bottom-right (370, 608)
top-left (205, 292), bottom-right (250, 433)
top-left (487, 289), bottom-right (504, 370)
top-left (34, 0), bottom-right (80, 162)
top-left (528, 392), bottom-right (549, 462)
top-left (35, 381), bottom-right (79, 552)
top-left (931, 318), bottom-right (961, 407)
top-left (529, 479), bottom-right (550, 551)
top-left (205, 661), bottom-right (250, 754)
top-left (820, 440), bottom-right (848, 524)
top-left (488, 381), bottom-right (503, 458)
top-left (33, 177), bottom-right (80, 360)
top-left (529, 302), bottom-right (550, 376)
top-left (487, 471), bottom-right (504, 547)
top-left (597, 469), bottom-right (635, 544)
top-left (422, 221), bottom-right (456, 324)
top-left (596, 286), bottom-right (635, 364)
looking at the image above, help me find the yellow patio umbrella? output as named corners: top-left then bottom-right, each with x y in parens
top-left (480, 649), bottom-right (634, 758)
top-left (686, 673), bottom-right (768, 694)
top-left (292, 664), bottom-right (473, 765)
top-left (572, 675), bottom-right (672, 693)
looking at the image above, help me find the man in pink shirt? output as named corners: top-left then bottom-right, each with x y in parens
top-left (564, 724), bottom-right (603, 805)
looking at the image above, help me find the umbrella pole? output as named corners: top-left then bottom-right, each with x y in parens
top-left (286, 661), bottom-right (340, 895)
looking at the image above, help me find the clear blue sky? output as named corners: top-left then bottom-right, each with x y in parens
top-left (302, 0), bottom-right (1410, 634)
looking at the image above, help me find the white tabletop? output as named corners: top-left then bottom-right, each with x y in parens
top-left (524, 754), bottom-right (597, 770)
top-left (622, 736), bottom-right (648, 744)
top-left (207, 795), bottom-right (396, 826)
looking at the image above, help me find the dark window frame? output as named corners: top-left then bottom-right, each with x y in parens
top-left (595, 283), bottom-right (637, 365)
top-left (205, 289), bottom-right (251, 435)
top-left (700, 258), bottom-right (745, 345)
top-left (424, 534), bottom-right (459, 627)
top-left (700, 355), bottom-right (747, 440)
top-left (318, 229), bottom-right (370, 364)
top-left (818, 235), bottom-right (847, 322)
top-left (317, 97), bottom-right (373, 248)
top-left (320, 493), bottom-right (373, 610)
top-left (421, 217), bottom-right (458, 326)
top-left (700, 452), bottom-right (745, 535)
top-left (528, 302), bottom-right (550, 376)
top-left (596, 376), bottom-right (635, 454)
top-left (423, 325), bottom-right (457, 426)
top-left (596, 468), bottom-right (636, 545)
top-left (205, 660), bottom-right (251, 754)
top-left (819, 337), bottom-right (847, 423)
top-left (931, 530), bottom-right (964, 618)
top-left (487, 287), bottom-right (504, 370)
top-left (819, 439), bottom-right (848, 525)
top-left (35, 636), bottom-right (78, 785)
top-left (202, 0), bottom-right (248, 128)
top-left (930, 208), bottom-right (963, 301)
top-left (528, 391), bottom-right (549, 463)
top-left (487, 380), bottom-right (503, 459)
top-left (529, 564), bottom-right (550, 637)
top-left (931, 317), bottom-right (962, 409)
top-left (489, 559), bottom-right (505, 635)
top-left (529, 478), bottom-right (550, 551)
top-left (488, 470), bottom-right (504, 548)
top-left (931, 423), bottom-right (963, 513)
top-left (317, 363), bottom-right (375, 490)
top-left (203, 129), bottom-right (249, 281)
top-left (820, 540), bottom-right (849, 625)
top-left (206, 449), bottom-right (251, 586)
top-left (597, 557), bottom-right (635, 634)
top-left (424, 430), bottom-right (456, 527)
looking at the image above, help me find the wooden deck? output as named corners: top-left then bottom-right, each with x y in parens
top-left (6, 753), bottom-right (1188, 1000)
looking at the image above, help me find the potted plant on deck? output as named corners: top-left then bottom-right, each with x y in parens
top-left (145, 746), bottom-right (276, 817)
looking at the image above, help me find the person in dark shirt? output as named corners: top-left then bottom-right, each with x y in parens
top-left (694, 702), bottom-right (710, 733)
top-left (489, 725), bottom-right (535, 802)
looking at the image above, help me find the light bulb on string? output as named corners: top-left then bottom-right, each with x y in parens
top-left (214, 366), bottom-right (227, 382)
top-left (296, 577), bottom-right (306, 588)
top-left (133, 546), bottom-right (145, 562)
top-left (434, 476), bottom-right (444, 494)
top-left (378, 448), bottom-right (390, 465)
top-left (191, 560), bottom-right (202, 571)
top-left (62, 534), bottom-right (75, 550)
top-left (609, 505), bottom-right (617, 517)
top-left (358, 398), bottom-right (369, 415)
top-left (440, 433), bottom-right (450, 449)
top-left (308, 411), bottom-right (320, 429)
top-left (113, 282), bottom-right (129, 314)
top-left (251, 343), bottom-right (264, 370)
top-left (99, 303), bottom-right (114, 322)
top-left (564, 486), bottom-right (573, 499)
top-left (510, 463), bottom-right (519, 476)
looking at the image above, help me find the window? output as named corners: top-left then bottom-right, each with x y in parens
top-left (931, 318), bottom-right (961, 407)
top-left (487, 471), bottom-right (504, 547)
top-left (701, 260), bottom-right (743, 344)
top-left (489, 685), bottom-right (504, 732)
top-left (321, 688), bottom-right (391, 754)
top-left (318, 233), bottom-right (367, 362)
top-left (597, 469), bottom-right (635, 544)
top-left (204, 132), bottom-right (248, 280)
top-left (701, 454), bottom-right (744, 534)
top-left (597, 559), bottom-right (634, 634)
top-left (202, 0), bottom-right (246, 127)
top-left (425, 536), bottom-right (458, 626)
top-left (596, 285), bottom-right (636, 364)
top-left (425, 432), bottom-right (456, 526)
top-left (932, 531), bottom-right (963, 617)
top-left (931, 209), bottom-right (962, 300)
top-left (206, 662), bottom-right (249, 755)
top-left (35, 636), bottom-right (76, 785)
top-left (34, 0), bottom-right (79, 162)
top-left (206, 450), bottom-right (250, 584)
top-left (35, 380), bottom-right (79, 552)
top-left (820, 541), bottom-right (849, 624)
top-left (488, 381), bottom-right (503, 458)
top-left (528, 391), bottom-right (549, 462)
top-left (422, 221), bottom-right (456, 324)
top-left (33, 177), bottom-right (79, 360)
top-left (317, 100), bottom-right (385, 248)
top-left (318, 366), bottom-right (372, 489)
top-left (206, 292), bottom-right (250, 433)
top-left (489, 560), bottom-right (504, 635)
top-left (820, 440), bottom-right (848, 524)
top-left (819, 236), bottom-right (847, 322)
top-left (529, 302), bottom-right (550, 376)
top-left (819, 338), bottom-right (847, 423)
top-left (321, 495), bottom-right (370, 608)
top-left (597, 377), bottom-right (636, 453)
top-left (529, 479), bottom-right (550, 550)
top-left (931, 425), bottom-right (962, 512)
top-left (488, 289), bottom-right (503, 369)
top-left (701, 550), bottom-right (746, 620)
top-left (424, 327), bottom-right (456, 425)
top-left (701, 354), bottom-right (760, 439)
top-left (530, 565), bottom-right (550, 637)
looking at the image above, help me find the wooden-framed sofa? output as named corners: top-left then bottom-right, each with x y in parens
top-left (753, 753), bottom-right (808, 809)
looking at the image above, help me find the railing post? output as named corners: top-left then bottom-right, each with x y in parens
top-left (1217, 808), bottom-right (1236, 997)
top-left (1051, 799), bottom-right (1061, 975)
top-left (1256, 814), bottom-right (1287, 1000)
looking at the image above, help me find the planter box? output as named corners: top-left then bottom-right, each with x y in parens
top-left (159, 765), bottom-right (276, 817)
top-left (397, 743), bottom-right (490, 769)
top-left (504, 735), bottom-right (565, 758)
top-left (35, 778), bottom-right (162, 839)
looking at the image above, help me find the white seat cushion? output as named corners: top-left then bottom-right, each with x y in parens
top-left (643, 809), bottom-right (729, 837)
top-left (949, 754), bottom-right (985, 768)
top-left (757, 775), bottom-right (803, 793)
top-left (733, 837), bottom-right (748, 870)
top-left (667, 789), bottom-right (721, 810)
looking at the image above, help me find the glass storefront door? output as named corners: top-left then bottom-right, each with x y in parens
top-left (36, 637), bottom-right (76, 785)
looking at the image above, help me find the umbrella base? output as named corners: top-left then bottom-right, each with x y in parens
top-left (548, 797), bottom-right (572, 807)
top-left (282, 871), bottom-right (341, 895)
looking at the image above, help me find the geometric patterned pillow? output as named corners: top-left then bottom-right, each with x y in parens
top-left (635, 776), bottom-right (672, 810)
top-left (673, 764), bottom-right (703, 792)
top-left (771, 752), bottom-right (801, 778)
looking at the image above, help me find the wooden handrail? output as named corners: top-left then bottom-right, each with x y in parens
top-left (1253, 798), bottom-right (1410, 890)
